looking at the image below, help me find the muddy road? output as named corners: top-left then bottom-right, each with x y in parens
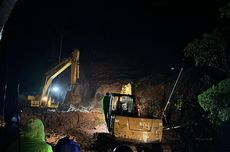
top-left (21, 109), bottom-right (109, 151)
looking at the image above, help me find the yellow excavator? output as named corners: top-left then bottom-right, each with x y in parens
top-left (105, 68), bottom-right (183, 151)
top-left (108, 83), bottom-right (163, 144)
top-left (27, 49), bottom-right (80, 109)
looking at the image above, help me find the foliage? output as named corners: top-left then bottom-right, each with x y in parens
top-left (184, 29), bottom-right (229, 74)
top-left (145, 99), bottom-right (162, 118)
top-left (198, 78), bottom-right (230, 126)
top-left (174, 94), bottom-right (183, 111)
top-left (220, 1), bottom-right (230, 18)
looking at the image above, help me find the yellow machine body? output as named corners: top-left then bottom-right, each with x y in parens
top-left (108, 69), bottom-right (183, 150)
top-left (113, 116), bottom-right (163, 143)
top-left (108, 83), bottom-right (163, 144)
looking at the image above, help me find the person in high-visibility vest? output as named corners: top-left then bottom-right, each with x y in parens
top-left (6, 118), bottom-right (53, 152)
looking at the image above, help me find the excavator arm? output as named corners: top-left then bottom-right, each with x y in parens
top-left (28, 49), bottom-right (80, 108)
top-left (41, 59), bottom-right (72, 103)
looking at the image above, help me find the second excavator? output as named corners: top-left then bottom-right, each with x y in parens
top-left (27, 49), bottom-right (80, 109)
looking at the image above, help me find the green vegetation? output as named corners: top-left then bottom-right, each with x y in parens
top-left (183, 1), bottom-right (230, 127)
top-left (220, 1), bottom-right (230, 18)
top-left (184, 28), bottom-right (229, 75)
top-left (198, 79), bottom-right (230, 126)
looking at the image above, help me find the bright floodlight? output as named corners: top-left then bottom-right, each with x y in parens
top-left (42, 96), bottom-right (48, 101)
top-left (52, 86), bottom-right (59, 93)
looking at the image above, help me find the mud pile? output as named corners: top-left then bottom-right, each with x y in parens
top-left (21, 110), bottom-right (107, 151)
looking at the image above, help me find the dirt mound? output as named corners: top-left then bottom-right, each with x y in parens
top-left (21, 110), bottom-right (108, 151)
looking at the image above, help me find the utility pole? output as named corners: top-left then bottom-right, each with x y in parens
top-left (162, 67), bottom-right (183, 120)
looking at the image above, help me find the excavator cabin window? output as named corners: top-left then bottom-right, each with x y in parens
top-left (109, 94), bottom-right (137, 117)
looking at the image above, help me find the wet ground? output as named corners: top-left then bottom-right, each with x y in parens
top-left (2, 107), bottom-right (220, 152)
top-left (21, 108), bottom-right (185, 152)
top-left (21, 108), bottom-right (109, 152)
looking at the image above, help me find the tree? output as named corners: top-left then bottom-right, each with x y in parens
top-left (184, 0), bottom-right (230, 75)
top-left (184, 28), bottom-right (230, 75)
top-left (183, 1), bottom-right (230, 126)
top-left (198, 78), bottom-right (230, 126)
top-left (220, 1), bottom-right (230, 18)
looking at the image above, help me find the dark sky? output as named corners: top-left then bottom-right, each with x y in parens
top-left (0, 0), bottom-right (220, 110)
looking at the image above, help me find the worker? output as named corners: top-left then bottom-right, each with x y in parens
top-left (102, 92), bottom-right (111, 129)
top-left (55, 136), bottom-right (80, 152)
top-left (6, 118), bottom-right (53, 152)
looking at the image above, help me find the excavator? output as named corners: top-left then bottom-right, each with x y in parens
top-left (107, 83), bottom-right (163, 144)
top-left (104, 68), bottom-right (183, 151)
top-left (27, 49), bottom-right (80, 109)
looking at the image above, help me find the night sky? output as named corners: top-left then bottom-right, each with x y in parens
top-left (0, 0), bottom-right (220, 111)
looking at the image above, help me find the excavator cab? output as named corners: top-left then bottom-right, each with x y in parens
top-left (109, 93), bottom-right (137, 117)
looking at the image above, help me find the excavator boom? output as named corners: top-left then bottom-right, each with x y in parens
top-left (28, 49), bottom-right (80, 108)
